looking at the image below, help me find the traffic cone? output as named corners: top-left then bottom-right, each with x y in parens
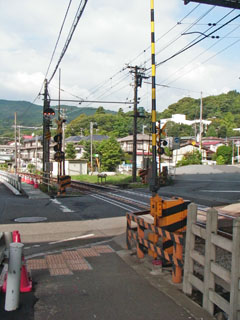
top-left (2, 230), bottom-right (32, 293)
top-left (34, 179), bottom-right (39, 189)
top-left (12, 230), bottom-right (21, 243)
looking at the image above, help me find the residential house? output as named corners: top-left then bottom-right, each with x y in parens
top-left (118, 134), bottom-right (152, 169)
top-left (172, 142), bottom-right (207, 165)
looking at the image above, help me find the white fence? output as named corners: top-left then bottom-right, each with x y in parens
top-left (183, 203), bottom-right (240, 320)
top-left (0, 170), bottom-right (21, 192)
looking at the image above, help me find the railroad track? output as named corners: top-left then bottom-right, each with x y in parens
top-left (19, 173), bottom-right (234, 238)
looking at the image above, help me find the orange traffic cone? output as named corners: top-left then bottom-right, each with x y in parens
top-left (34, 179), bottom-right (39, 189)
top-left (2, 230), bottom-right (32, 293)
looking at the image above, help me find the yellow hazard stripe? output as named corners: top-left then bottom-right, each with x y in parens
top-left (152, 133), bottom-right (156, 146)
top-left (152, 110), bottom-right (156, 122)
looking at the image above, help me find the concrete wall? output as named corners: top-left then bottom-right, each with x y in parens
top-left (52, 160), bottom-right (88, 177)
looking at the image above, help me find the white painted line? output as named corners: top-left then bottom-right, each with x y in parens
top-left (200, 190), bottom-right (240, 193)
top-left (91, 194), bottom-right (138, 212)
top-left (49, 234), bottom-right (95, 245)
top-left (60, 206), bottom-right (75, 213)
top-left (51, 199), bottom-right (75, 213)
top-left (108, 192), bottom-right (149, 206)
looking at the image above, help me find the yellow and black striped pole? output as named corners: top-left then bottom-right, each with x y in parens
top-left (150, 0), bottom-right (158, 193)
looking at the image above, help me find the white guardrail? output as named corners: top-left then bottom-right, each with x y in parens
top-left (0, 232), bottom-right (6, 265)
top-left (0, 170), bottom-right (22, 193)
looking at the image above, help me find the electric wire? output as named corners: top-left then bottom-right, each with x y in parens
top-left (154, 12), bottom-right (240, 68)
top-left (46, 4), bottom-right (203, 107)
top-left (48, 0), bottom-right (88, 84)
top-left (82, 4), bottom-right (202, 103)
top-left (31, 0), bottom-right (73, 105)
top-left (159, 10), bottom-right (239, 85)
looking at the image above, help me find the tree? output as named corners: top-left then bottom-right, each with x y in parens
top-left (97, 137), bottom-right (123, 171)
top-left (65, 143), bottom-right (76, 160)
top-left (216, 145), bottom-right (232, 164)
top-left (95, 106), bottom-right (106, 115)
top-left (176, 150), bottom-right (202, 167)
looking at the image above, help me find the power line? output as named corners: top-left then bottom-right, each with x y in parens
top-left (159, 10), bottom-right (239, 85)
top-left (77, 4), bottom-right (202, 104)
top-left (155, 12), bottom-right (240, 68)
top-left (48, 0), bottom-right (88, 84)
top-left (45, 0), bottom-right (73, 81)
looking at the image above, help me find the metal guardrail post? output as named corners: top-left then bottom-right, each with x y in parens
top-left (4, 242), bottom-right (24, 311)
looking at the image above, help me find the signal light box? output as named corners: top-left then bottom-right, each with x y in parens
top-left (184, 0), bottom-right (240, 9)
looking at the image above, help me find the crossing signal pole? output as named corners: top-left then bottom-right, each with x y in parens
top-left (43, 79), bottom-right (55, 184)
top-left (149, 0), bottom-right (158, 194)
top-left (128, 65), bottom-right (148, 182)
top-left (42, 79), bottom-right (50, 183)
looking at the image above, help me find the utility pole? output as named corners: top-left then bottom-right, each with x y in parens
top-left (199, 92), bottom-right (203, 154)
top-left (128, 65), bottom-right (147, 182)
top-left (62, 109), bottom-right (66, 154)
top-left (14, 112), bottom-right (17, 174)
top-left (42, 79), bottom-right (49, 183)
top-left (42, 79), bottom-right (55, 183)
top-left (18, 126), bottom-right (21, 170)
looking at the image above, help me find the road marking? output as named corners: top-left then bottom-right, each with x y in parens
top-left (51, 199), bottom-right (75, 213)
top-left (108, 192), bottom-right (149, 207)
top-left (91, 194), bottom-right (138, 212)
top-left (200, 190), bottom-right (240, 193)
top-left (49, 234), bottom-right (95, 245)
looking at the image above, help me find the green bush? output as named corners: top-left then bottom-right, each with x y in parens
top-left (176, 150), bottom-right (202, 167)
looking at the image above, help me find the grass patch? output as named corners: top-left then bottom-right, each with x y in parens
top-left (71, 174), bottom-right (143, 187)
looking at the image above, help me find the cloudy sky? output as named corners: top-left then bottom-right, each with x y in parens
top-left (0, 0), bottom-right (240, 116)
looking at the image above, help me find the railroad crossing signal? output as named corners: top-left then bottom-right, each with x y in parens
top-left (184, 0), bottom-right (240, 9)
top-left (157, 122), bottom-right (168, 155)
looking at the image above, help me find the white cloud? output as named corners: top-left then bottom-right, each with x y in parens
top-left (0, 0), bottom-right (239, 114)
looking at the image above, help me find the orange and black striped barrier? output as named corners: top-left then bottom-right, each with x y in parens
top-left (138, 169), bottom-right (148, 184)
top-left (150, 195), bottom-right (190, 257)
top-left (58, 175), bottom-right (71, 194)
top-left (126, 211), bottom-right (184, 283)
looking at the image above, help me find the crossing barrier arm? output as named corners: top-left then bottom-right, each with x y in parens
top-left (126, 212), bottom-right (184, 283)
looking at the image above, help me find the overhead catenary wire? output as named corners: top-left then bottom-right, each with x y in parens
top-left (158, 9), bottom-right (239, 85)
top-left (46, 3), bottom-right (206, 108)
top-left (31, 0), bottom-right (73, 105)
top-left (48, 0), bottom-right (88, 84)
top-left (154, 12), bottom-right (240, 68)
top-left (80, 4), bottom-right (202, 103)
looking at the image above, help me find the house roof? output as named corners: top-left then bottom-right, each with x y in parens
top-left (118, 134), bottom-right (152, 142)
top-left (202, 141), bottom-right (224, 146)
top-left (65, 135), bottom-right (109, 143)
top-left (23, 136), bottom-right (43, 142)
top-left (65, 136), bottom-right (84, 142)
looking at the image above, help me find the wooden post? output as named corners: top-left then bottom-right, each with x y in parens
top-left (126, 215), bottom-right (131, 250)
top-left (137, 224), bottom-right (145, 259)
top-left (172, 235), bottom-right (183, 283)
top-left (229, 217), bottom-right (240, 320)
top-left (203, 208), bottom-right (217, 314)
top-left (183, 203), bottom-right (197, 295)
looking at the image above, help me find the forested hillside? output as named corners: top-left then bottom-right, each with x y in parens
top-left (1, 90), bottom-right (240, 140)
top-left (0, 100), bottom-right (115, 138)
top-left (159, 90), bottom-right (240, 137)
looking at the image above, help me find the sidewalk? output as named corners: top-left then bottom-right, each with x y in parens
top-left (0, 183), bottom-right (216, 319)
top-left (0, 234), bottom-right (215, 320)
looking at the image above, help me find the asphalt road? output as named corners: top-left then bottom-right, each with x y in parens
top-left (1, 165), bottom-right (240, 225)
